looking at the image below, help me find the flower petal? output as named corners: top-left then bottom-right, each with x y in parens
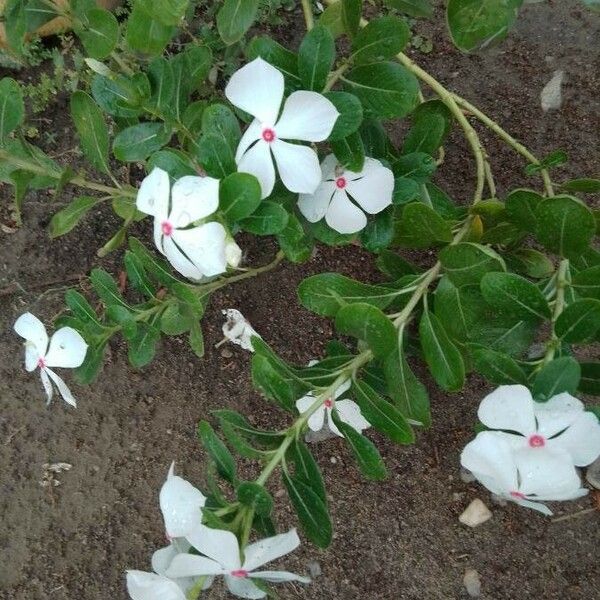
top-left (243, 529), bottom-right (300, 572)
top-left (297, 181), bottom-right (336, 223)
top-left (296, 395), bottom-right (325, 432)
top-left (126, 570), bottom-right (187, 600)
top-left (44, 368), bottom-right (76, 406)
top-left (14, 312), bottom-right (48, 356)
top-left (325, 190), bottom-right (367, 234)
top-left (250, 570), bottom-right (310, 584)
top-left (159, 464), bottom-right (206, 539)
top-left (275, 91), bottom-right (339, 142)
top-left (477, 385), bottom-right (536, 436)
top-left (236, 119), bottom-right (262, 163)
top-left (40, 368), bottom-right (53, 403)
top-left (345, 158), bottom-right (394, 214)
top-left (513, 498), bottom-right (553, 516)
top-left (271, 139), bottom-right (321, 194)
top-left (222, 309), bottom-right (259, 352)
top-left (185, 524), bottom-right (241, 571)
top-left (460, 431), bottom-right (518, 495)
top-left (320, 153), bottom-right (339, 180)
top-left (225, 575), bottom-right (266, 599)
top-left (533, 392), bottom-right (585, 439)
top-left (333, 378), bottom-right (352, 399)
top-left (24, 343), bottom-right (40, 372)
top-left (170, 176), bottom-right (220, 227)
top-left (137, 168), bottom-right (170, 219)
top-left (325, 409), bottom-right (343, 437)
top-left (152, 544), bottom-right (179, 576)
top-left (173, 222), bottom-right (229, 278)
top-left (163, 236), bottom-right (205, 281)
top-left (547, 411), bottom-right (600, 466)
top-left (225, 58), bottom-right (284, 126)
top-left (335, 399), bottom-right (370, 433)
top-left (166, 554), bottom-right (227, 579)
top-left (45, 327), bottom-right (88, 369)
top-left (237, 139), bottom-right (276, 199)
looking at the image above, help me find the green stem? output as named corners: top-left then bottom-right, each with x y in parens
top-left (301, 0), bottom-right (315, 30)
top-left (541, 259), bottom-right (569, 366)
top-left (324, 63), bottom-right (350, 92)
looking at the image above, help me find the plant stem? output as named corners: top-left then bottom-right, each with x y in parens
top-left (541, 259), bottom-right (570, 366)
top-left (324, 63), bottom-right (350, 92)
top-left (301, 0), bottom-right (315, 31)
top-left (451, 94), bottom-right (555, 197)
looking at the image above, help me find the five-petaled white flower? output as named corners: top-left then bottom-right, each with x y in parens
top-left (167, 524), bottom-right (310, 599)
top-left (477, 385), bottom-right (600, 467)
top-left (160, 462), bottom-right (207, 540)
top-left (14, 312), bottom-right (87, 407)
top-left (295, 379), bottom-right (370, 437)
top-left (298, 154), bottom-right (395, 234)
top-left (461, 431), bottom-right (588, 515)
top-left (225, 57), bottom-right (339, 199)
top-left (221, 309), bottom-right (260, 352)
top-left (136, 168), bottom-right (242, 282)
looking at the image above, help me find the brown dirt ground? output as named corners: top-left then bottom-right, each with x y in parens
top-left (1, 1), bottom-right (600, 599)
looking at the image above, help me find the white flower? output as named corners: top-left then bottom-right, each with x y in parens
top-left (221, 309), bottom-right (260, 352)
top-left (298, 154), bottom-right (395, 234)
top-left (477, 385), bottom-right (600, 467)
top-left (136, 168), bottom-right (242, 281)
top-left (295, 379), bottom-right (370, 437)
top-left (159, 462), bottom-right (207, 539)
top-left (126, 571), bottom-right (188, 600)
top-left (225, 57), bottom-right (339, 199)
top-left (13, 312), bottom-right (87, 407)
top-left (461, 431), bottom-right (588, 515)
top-left (166, 525), bottom-right (310, 599)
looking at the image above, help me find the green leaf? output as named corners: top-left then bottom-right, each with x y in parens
top-left (276, 213), bottom-right (314, 263)
top-left (70, 91), bottom-right (110, 175)
top-left (282, 470), bottom-right (332, 548)
top-left (65, 289), bottom-right (100, 325)
top-left (251, 355), bottom-right (299, 412)
top-left (124, 251), bottom-right (156, 298)
top-left (148, 149), bottom-right (196, 179)
top-left (579, 363), bottom-right (600, 396)
top-left (113, 123), bottom-right (171, 162)
top-left (126, 0), bottom-right (175, 55)
top-left (127, 322), bottom-right (160, 367)
top-left (480, 272), bottom-right (551, 321)
top-left (160, 303), bottom-right (194, 335)
top-left (392, 152), bottom-right (437, 183)
top-left (298, 273), bottom-right (397, 317)
top-left (340, 0), bottom-right (362, 38)
top-left (76, 8), bottom-right (118, 59)
top-left (506, 248), bottom-right (554, 279)
top-left (392, 177), bottom-right (420, 205)
top-left (217, 0), bottom-right (259, 45)
top-left (0, 78), bottom-right (24, 142)
top-left (143, 0), bottom-right (189, 26)
top-left (128, 237), bottom-right (181, 287)
top-left (560, 178), bottom-right (600, 194)
top-left (286, 440), bottom-right (327, 503)
top-left (219, 173), bottom-right (262, 223)
top-left (236, 482), bottom-right (273, 516)
top-left (376, 250), bottom-right (418, 279)
top-left (335, 303), bottom-right (396, 359)
top-left (197, 421), bottom-right (237, 482)
top-left (147, 57), bottom-right (175, 116)
top-left (402, 100), bottom-right (453, 155)
top-left (360, 207), bottom-right (394, 252)
top-left (447, 0), bottom-right (523, 53)
top-left (170, 46), bottom-right (213, 121)
top-left (89, 268), bottom-right (128, 309)
top-left (532, 357), bottom-right (581, 401)
top-left (215, 409), bottom-right (284, 451)
top-left (440, 242), bottom-right (506, 287)
top-left (352, 379), bottom-right (414, 444)
top-left (394, 202), bottom-right (453, 248)
top-left (572, 266), bottom-right (600, 300)
top-left (525, 149), bottom-right (567, 174)
top-left (91, 74), bottom-right (142, 118)
top-left (351, 16), bottom-right (410, 65)
top-left (239, 202), bottom-right (289, 235)
top-left (298, 25), bottom-right (335, 91)
top-left (194, 133), bottom-right (236, 179)
top-left (535, 195), bottom-right (596, 259)
top-left (49, 196), bottom-right (100, 238)
top-left (202, 104), bottom-right (241, 151)
top-left (555, 299), bottom-right (600, 343)
top-left (324, 91), bottom-right (363, 141)
top-left (384, 0), bottom-right (433, 18)
top-left (344, 62), bottom-right (419, 119)
top-left (471, 346), bottom-right (528, 385)
top-left (419, 308), bottom-right (465, 392)
top-left (331, 130), bottom-right (365, 172)
top-left (74, 343), bottom-right (106, 384)
top-left (331, 410), bottom-right (387, 480)
top-left (383, 346), bottom-right (430, 426)
top-left (246, 36), bottom-right (301, 88)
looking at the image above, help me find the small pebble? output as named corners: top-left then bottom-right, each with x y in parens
top-left (308, 561), bottom-right (322, 578)
top-left (460, 467), bottom-right (476, 483)
top-left (585, 456), bottom-right (600, 489)
top-left (459, 499), bottom-right (492, 527)
top-left (220, 348), bottom-right (233, 358)
top-left (463, 568), bottom-right (481, 597)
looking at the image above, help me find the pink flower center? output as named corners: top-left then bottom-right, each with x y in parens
top-left (161, 221), bottom-right (173, 236)
top-left (262, 128), bottom-right (276, 143)
top-left (231, 569), bottom-right (249, 578)
top-left (323, 398), bottom-right (334, 409)
top-left (510, 491), bottom-right (526, 500)
top-left (37, 357), bottom-right (46, 369)
top-left (528, 434), bottom-right (546, 448)
top-left (335, 177), bottom-right (347, 189)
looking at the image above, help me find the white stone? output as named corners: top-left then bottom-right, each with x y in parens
top-left (459, 499), bottom-right (492, 527)
top-left (463, 568), bottom-right (482, 597)
top-left (541, 70), bottom-right (565, 112)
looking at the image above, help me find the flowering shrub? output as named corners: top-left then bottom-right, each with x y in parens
top-left (3, 0), bottom-right (600, 598)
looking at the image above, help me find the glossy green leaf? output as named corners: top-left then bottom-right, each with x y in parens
top-left (360, 207), bottom-right (394, 252)
top-left (298, 25), bottom-right (335, 91)
top-left (394, 202), bottom-right (452, 247)
top-left (194, 133), bottom-right (236, 179)
top-left (276, 213), bottom-right (314, 263)
top-left (49, 196), bottom-right (100, 238)
top-left (127, 322), bottom-right (160, 368)
top-left (319, 2), bottom-right (345, 38)
top-left (532, 357), bottom-right (581, 401)
top-left (147, 57), bottom-right (175, 115)
top-left (239, 202), bottom-right (289, 235)
top-left (0, 77), bottom-right (24, 141)
top-left (246, 36), bottom-right (301, 88)
top-left (129, 237), bottom-right (181, 287)
top-left (579, 363), bottom-right (600, 396)
top-left (402, 100), bottom-right (453, 155)
top-left (561, 178), bottom-right (600, 193)
top-left (572, 266), bottom-right (600, 300)
top-left (351, 16), bottom-right (410, 64)
top-left (341, 0), bottom-right (363, 37)
top-left (331, 130), bottom-right (365, 172)
top-left (237, 482), bottom-right (273, 516)
top-left (217, 0), bottom-right (259, 45)
top-left (376, 250), bottom-right (418, 279)
top-left (89, 268), bottom-right (128, 309)
top-left (143, 0), bottom-right (189, 25)
top-left (113, 123), bottom-right (171, 162)
top-left (324, 91), bottom-right (363, 141)
top-left (197, 421), bottom-right (237, 482)
top-left (219, 172), bottom-right (262, 222)
top-left (471, 346), bottom-right (528, 385)
top-left (440, 242), bottom-right (506, 287)
top-left (76, 8), bottom-right (118, 59)
top-left (286, 440), bottom-right (327, 503)
top-left (384, 0), bottom-right (433, 17)
top-left (555, 299), bottom-right (600, 343)
top-left (126, 0), bottom-right (175, 55)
